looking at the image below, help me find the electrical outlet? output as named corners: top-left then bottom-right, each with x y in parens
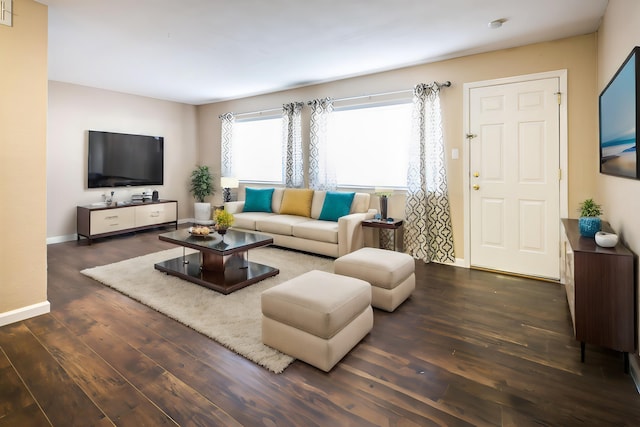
top-left (0, 0), bottom-right (12, 27)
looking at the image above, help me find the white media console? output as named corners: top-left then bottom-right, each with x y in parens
top-left (77, 200), bottom-right (178, 244)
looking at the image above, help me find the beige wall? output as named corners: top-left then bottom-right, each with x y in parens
top-left (197, 34), bottom-right (598, 258)
top-left (47, 82), bottom-right (199, 240)
top-left (596, 0), bottom-right (640, 356)
top-left (0, 0), bottom-right (48, 316)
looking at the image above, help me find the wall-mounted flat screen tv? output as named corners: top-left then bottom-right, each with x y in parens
top-left (600, 46), bottom-right (640, 179)
top-left (88, 130), bottom-right (164, 188)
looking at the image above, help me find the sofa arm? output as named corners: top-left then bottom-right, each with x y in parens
top-left (337, 209), bottom-right (376, 257)
top-left (224, 201), bottom-right (245, 214)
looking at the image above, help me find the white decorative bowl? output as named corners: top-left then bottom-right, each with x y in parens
top-left (595, 231), bottom-right (619, 248)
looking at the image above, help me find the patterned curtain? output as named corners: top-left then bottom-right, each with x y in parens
top-left (308, 98), bottom-right (336, 190)
top-left (219, 112), bottom-right (235, 176)
top-left (404, 83), bottom-right (455, 263)
top-left (282, 102), bottom-right (304, 187)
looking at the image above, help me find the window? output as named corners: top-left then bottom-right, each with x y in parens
top-left (327, 102), bottom-right (412, 188)
top-left (232, 116), bottom-right (282, 182)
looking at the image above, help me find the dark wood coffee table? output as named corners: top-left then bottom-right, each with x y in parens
top-left (155, 228), bottom-right (279, 294)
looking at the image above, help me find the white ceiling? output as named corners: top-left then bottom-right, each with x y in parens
top-left (37, 0), bottom-right (609, 105)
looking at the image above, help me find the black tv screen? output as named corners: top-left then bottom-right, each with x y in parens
top-left (88, 130), bottom-right (164, 188)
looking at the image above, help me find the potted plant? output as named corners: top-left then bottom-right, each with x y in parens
top-left (578, 198), bottom-right (602, 237)
top-left (190, 165), bottom-right (215, 225)
top-left (213, 208), bottom-right (234, 235)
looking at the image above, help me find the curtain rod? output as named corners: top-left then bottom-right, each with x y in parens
top-left (335, 88), bottom-right (411, 103)
top-left (229, 81), bottom-right (452, 118)
top-left (333, 81), bottom-right (451, 103)
top-left (234, 107), bottom-right (282, 119)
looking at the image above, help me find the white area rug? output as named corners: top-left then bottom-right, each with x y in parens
top-left (81, 246), bottom-right (333, 373)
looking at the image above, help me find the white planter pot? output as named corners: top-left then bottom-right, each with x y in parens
top-left (194, 202), bottom-right (213, 225)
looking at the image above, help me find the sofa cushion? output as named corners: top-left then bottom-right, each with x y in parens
top-left (293, 219), bottom-right (339, 243)
top-left (233, 211), bottom-right (275, 230)
top-left (280, 188), bottom-right (314, 217)
top-left (272, 188), bottom-right (285, 213)
top-left (319, 191), bottom-right (356, 222)
top-left (310, 191), bottom-right (326, 219)
top-left (351, 193), bottom-right (370, 213)
top-left (244, 187), bottom-right (274, 213)
top-left (256, 215), bottom-right (311, 235)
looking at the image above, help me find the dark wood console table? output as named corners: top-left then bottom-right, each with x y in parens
top-left (560, 218), bottom-right (636, 372)
top-left (362, 218), bottom-right (404, 251)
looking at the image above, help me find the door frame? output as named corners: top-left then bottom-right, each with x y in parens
top-left (462, 70), bottom-right (569, 269)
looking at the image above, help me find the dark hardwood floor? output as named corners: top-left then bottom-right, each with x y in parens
top-left (1, 226), bottom-right (639, 426)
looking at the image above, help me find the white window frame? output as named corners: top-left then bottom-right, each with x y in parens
top-left (326, 100), bottom-right (413, 189)
top-left (231, 115), bottom-right (283, 184)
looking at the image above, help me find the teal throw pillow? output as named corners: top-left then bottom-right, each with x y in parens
top-left (319, 192), bottom-right (355, 221)
top-left (243, 187), bottom-right (274, 213)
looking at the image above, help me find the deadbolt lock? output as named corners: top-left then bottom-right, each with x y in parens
top-left (473, 171), bottom-right (479, 178)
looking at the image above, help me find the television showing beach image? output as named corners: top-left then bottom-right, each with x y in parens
top-left (600, 48), bottom-right (638, 179)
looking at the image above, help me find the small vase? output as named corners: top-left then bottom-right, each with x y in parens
top-left (578, 217), bottom-right (601, 238)
top-left (216, 226), bottom-right (228, 236)
top-left (379, 196), bottom-right (388, 220)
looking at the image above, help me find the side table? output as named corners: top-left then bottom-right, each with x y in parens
top-left (362, 219), bottom-right (404, 251)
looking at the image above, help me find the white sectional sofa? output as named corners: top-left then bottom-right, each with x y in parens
top-left (224, 187), bottom-right (375, 257)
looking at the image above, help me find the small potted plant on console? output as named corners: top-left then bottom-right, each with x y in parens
top-left (578, 198), bottom-right (602, 237)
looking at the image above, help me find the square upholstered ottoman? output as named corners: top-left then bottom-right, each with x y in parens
top-left (261, 270), bottom-right (373, 372)
top-left (334, 247), bottom-right (415, 312)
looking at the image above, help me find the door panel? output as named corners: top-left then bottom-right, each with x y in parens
top-left (481, 199), bottom-right (505, 247)
top-left (519, 122), bottom-right (545, 182)
top-left (470, 78), bottom-right (560, 279)
top-left (481, 124), bottom-right (505, 181)
top-left (519, 200), bottom-right (545, 252)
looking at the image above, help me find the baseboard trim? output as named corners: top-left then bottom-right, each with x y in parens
top-left (433, 258), bottom-right (466, 268)
top-left (630, 353), bottom-right (640, 394)
top-left (452, 258), bottom-right (466, 268)
top-left (0, 301), bottom-right (51, 327)
top-left (47, 234), bottom-right (76, 244)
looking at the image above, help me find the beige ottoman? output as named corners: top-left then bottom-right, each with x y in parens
top-left (261, 270), bottom-right (373, 372)
top-left (334, 247), bottom-right (415, 312)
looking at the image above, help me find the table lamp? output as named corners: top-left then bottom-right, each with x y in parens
top-left (220, 177), bottom-right (239, 203)
top-left (374, 187), bottom-right (393, 220)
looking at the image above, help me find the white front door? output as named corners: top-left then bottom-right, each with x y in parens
top-left (468, 77), bottom-right (561, 280)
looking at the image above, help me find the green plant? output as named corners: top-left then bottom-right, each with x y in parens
top-left (213, 208), bottom-right (234, 228)
top-left (189, 165), bottom-right (215, 203)
top-left (578, 198), bottom-right (603, 217)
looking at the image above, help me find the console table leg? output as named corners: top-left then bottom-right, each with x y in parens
top-left (624, 352), bottom-right (629, 374)
top-left (580, 341), bottom-right (585, 363)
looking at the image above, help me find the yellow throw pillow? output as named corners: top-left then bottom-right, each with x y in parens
top-left (280, 188), bottom-right (314, 217)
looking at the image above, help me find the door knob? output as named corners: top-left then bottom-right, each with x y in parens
top-left (473, 184), bottom-right (480, 190)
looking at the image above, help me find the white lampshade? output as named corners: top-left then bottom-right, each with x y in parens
top-left (374, 187), bottom-right (393, 197)
top-left (220, 177), bottom-right (239, 188)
